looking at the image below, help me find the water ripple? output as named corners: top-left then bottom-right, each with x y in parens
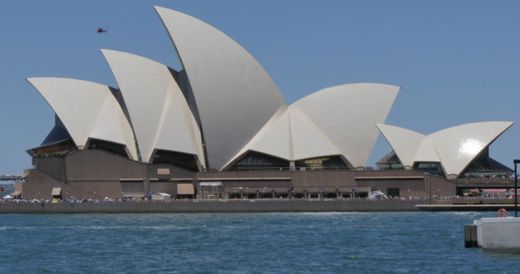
top-left (0, 212), bottom-right (519, 273)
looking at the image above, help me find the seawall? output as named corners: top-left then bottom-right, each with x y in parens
top-left (0, 199), bottom-right (420, 213)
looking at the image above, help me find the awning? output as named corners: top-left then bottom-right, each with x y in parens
top-left (51, 187), bottom-right (62, 196)
top-left (157, 168), bottom-right (171, 176)
top-left (177, 184), bottom-right (195, 195)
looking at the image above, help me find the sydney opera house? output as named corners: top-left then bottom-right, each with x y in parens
top-left (19, 6), bottom-right (514, 200)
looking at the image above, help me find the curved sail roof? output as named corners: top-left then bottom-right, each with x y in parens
top-left (155, 6), bottom-right (286, 170)
top-left (289, 105), bottom-right (343, 161)
top-left (226, 104), bottom-right (344, 167)
top-left (225, 83), bottom-right (398, 168)
top-left (27, 77), bottom-right (138, 160)
top-left (429, 121), bottom-right (513, 177)
top-left (102, 49), bottom-right (204, 165)
top-left (414, 138), bottom-right (440, 163)
top-left (376, 124), bottom-right (424, 167)
top-left (229, 106), bottom-right (292, 162)
top-left (293, 83), bottom-right (399, 167)
top-left (378, 121), bottom-right (514, 177)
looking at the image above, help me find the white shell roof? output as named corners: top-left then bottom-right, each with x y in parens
top-left (27, 77), bottom-right (138, 160)
top-left (293, 83), bottom-right (399, 167)
top-left (225, 83), bottom-right (398, 168)
top-left (376, 124), bottom-right (425, 167)
top-left (227, 104), bottom-right (344, 166)
top-left (289, 105), bottom-right (343, 161)
top-left (102, 49), bottom-right (204, 165)
top-left (236, 106), bottom-right (292, 161)
top-left (378, 121), bottom-right (514, 177)
top-left (429, 121), bottom-right (513, 177)
top-left (414, 138), bottom-right (440, 163)
top-left (155, 6), bottom-right (286, 170)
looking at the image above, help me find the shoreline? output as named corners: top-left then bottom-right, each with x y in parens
top-left (0, 199), bottom-right (516, 213)
top-left (0, 199), bottom-right (419, 213)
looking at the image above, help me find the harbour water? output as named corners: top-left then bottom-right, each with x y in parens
top-left (0, 212), bottom-right (519, 273)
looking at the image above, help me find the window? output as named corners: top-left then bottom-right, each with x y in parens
top-left (295, 155), bottom-right (349, 170)
top-left (153, 150), bottom-right (200, 171)
top-left (415, 162), bottom-right (443, 176)
top-left (87, 139), bottom-right (128, 158)
top-left (230, 151), bottom-right (289, 170)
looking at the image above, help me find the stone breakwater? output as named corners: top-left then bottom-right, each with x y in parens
top-left (0, 199), bottom-right (421, 213)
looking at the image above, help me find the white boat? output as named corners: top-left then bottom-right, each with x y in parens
top-left (368, 190), bottom-right (387, 200)
top-left (151, 192), bottom-right (172, 201)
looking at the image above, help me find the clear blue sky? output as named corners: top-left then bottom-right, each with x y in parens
top-left (0, 0), bottom-right (518, 173)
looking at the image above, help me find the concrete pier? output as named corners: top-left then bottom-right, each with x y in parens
top-left (464, 224), bottom-right (478, 248)
top-left (473, 217), bottom-right (520, 249)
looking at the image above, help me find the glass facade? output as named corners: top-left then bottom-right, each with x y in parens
top-left (414, 162), bottom-right (444, 176)
top-left (376, 152), bottom-right (403, 170)
top-left (230, 151), bottom-right (289, 170)
top-left (295, 155), bottom-right (349, 170)
top-left (29, 139), bottom-right (76, 157)
top-left (461, 148), bottom-right (512, 178)
top-left (87, 139), bottom-right (128, 158)
top-left (152, 150), bottom-right (200, 171)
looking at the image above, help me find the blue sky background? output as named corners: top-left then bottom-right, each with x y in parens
top-left (0, 0), bottom-right (518, 173)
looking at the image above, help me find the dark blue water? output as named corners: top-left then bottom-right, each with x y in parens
top-left (1, 212), bottom-right (519, 273)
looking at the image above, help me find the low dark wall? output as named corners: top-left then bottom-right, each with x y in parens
top-left (27, 150), bottom-right (458, 200)
top-left (0, 200), bottom-right (420, 213)
top-left (23, 170), bottom-right (122, 200)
